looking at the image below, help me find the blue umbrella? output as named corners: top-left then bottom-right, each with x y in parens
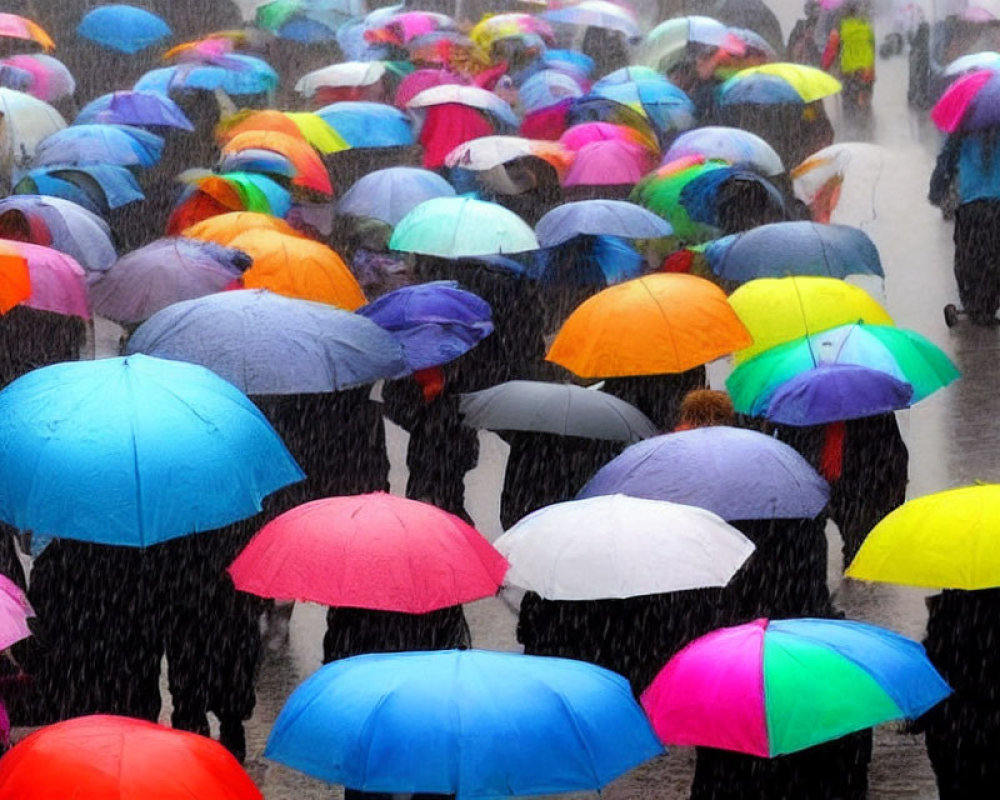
top-left (358, 280), bottom-right (493, 370)
top-left (519, 70), bottom-right (585, 112)
top-left (718, 73), bottom-right (804, 106)
top-left (14, 164), bottom-right (145, 211)
top-left (536, 234), bottom-right (642, 286)
top-left (314, 101), bottom-right (414, 147)
top-left (591, 79), bottom-right (696, 134)
top-left (265, 649), bottom-right (664, 797)
top-left (678, 166), bottom-right (787, 227)
top-left (135, 56), bottom-right (279, 97)
top-left (536, 200), bottom-right (672, 247)
top-left (126, 289), bottom-right (409, 394)
top-left (578, 426), bottom-right (829, 520)
top-left (76, 91), bottom-right (194, 130)
top-left (218, 148), bottom-right (297, 179)
top-left (34, 124), bottom-right (164, 168)
top-left (0, 354), bottom-right (303, 547)
top-left (705, 221), bottom-right (885, 283)
top-left (77, 5), bottom-right (172, 54)
top-left (543, 49), bottom-right (595, 79)
top-left (337, 166), bottom-right (455, 225)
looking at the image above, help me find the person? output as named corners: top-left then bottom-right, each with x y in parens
top-left (788, 1), bottom-right (823, 66)
top-left (602, 368), bottom-right (708, 432)
top-left (674, 389), bottom-right (735, 430)
top-left (822, 1), bottom-right (876, 126)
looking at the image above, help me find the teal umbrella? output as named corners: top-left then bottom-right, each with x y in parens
top-left (389, 196), bottom-right (539, 257)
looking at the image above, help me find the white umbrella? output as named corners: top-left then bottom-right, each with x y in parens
top-left (295, 61), bottom-right (387, 97)
top-left (0, 87), bottom-right (65, 178)
top-left (494, 494), bottom-right (755, 600)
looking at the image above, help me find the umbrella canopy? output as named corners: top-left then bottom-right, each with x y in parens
top-left (217, 109), bottom-right (349, 155)
top-left (718, 72), bottom-right (806, 106)
top-left (444, 136), bottom-right (573, 174)
top-left (0, 239), bottom-right (89, 318)
top-left (0, 13), bottom-right (54, 51)
top-left (725, 64), bottom-right (842, 103)
top-left (77, 5), bottom-right (172, 53)
top-left (943, 50), bottom-right (1000, 76)
top-left (589, 80), bottom-right (697, 136)
top-left (469, 13), bottom-right (554, 51)
top-left (728, 276), bottom-right (894, 363)
top-left (519, 70), bottom-right (586, 113)
top-left (727, 323), bottom-right (959, 414)
top-left (407, 84), bottom-right (519, 128)
top-left (931, 68), bottom-right (1000, 132)
top-left (0, 354), bottom-right (303, 546)
top-left (33, 124), bottom-right (164, 168)
top-left (676, 165), bottom-right (786, 228)
top-left (0, 251), bottom-right (29, 313)
top-left (560, 121), bottom-right (658, 154)
top-left (227, 230), bottom-right (365, 308)
top-left (578, 426), bottom-right (829, 520)
top-left (641, 618), bottom-right (950, 757)
top-left (460, 380), bottom-right (657, 442)
top-left (636, 15), bottom-right (740, 70)
top-left (630, 159), bottom-right (729, 243)
top-left (337, 166), bottom-right (455, 225)
top-left (535, 200), bottom-right (672, 247)
top-left (14, 164), bottom-right (145, 212)
top-left (89, 237), bottom-right (251, 325)
top-left (791, 143), bottom-right (884, 226)
top-left (0, 55), bottom-right (74, 103)
top-left (0, 88), bottom-right (66, 173)
top-left (221, 130), bottom-right (332, 194)
top-left (495, 494), bottom-right (754, 599)
top-left (266, 649), bottom-right (662, 796)
top-left (135, 57), bottom-right (280, 97)
top-left (0, 574), bottom-right (32, 653)
top-left (314, 101), bottom-right (414, 147)
top-left (664, 126), bottom-right (783, 176)
top-left (0, 715), bottom-right (261, 799)
top-left (395, 68), bottom-right (465, 109)
top-left (76, 90), bottom-right (194, 130)
top-left (229, 492), bottom-right (507, 611)
top-left (543, 0), bottom-right (640, 37)
top-left (390, 196), bottom-right (539, 257)
top-left (846, 484), bottom-right (1000, 590)
top-left (357, 281), bottom-right (493, 370)
top-left (127, 289), bottom-right (406, 394)
top-left (296, 61), bottom-right (390, 97)
top-left (547, 273), bottom-right (753, 378)
top-left (562, 139), bottom-right (655, 188)
top-left (705, 221), bottom-right (884, 283)
top-left (182, 211), bottom-right (300, 245)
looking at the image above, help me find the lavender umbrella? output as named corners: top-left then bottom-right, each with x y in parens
top-left (337, 167), bottom-right (456, 226)
top-left (75, 91), bottom-right (194, 131)
top-left (578, 426), bottom-right (829, 520)
top-left (90, 238), bottom-right (251, 325)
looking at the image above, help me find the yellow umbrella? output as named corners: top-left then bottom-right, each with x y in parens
top-left (735, 63), bottom-right (842, 103)
top-left (728, 276), bottom-right (893, 363)
top-left (846, 485), bottom-right (1000, 590)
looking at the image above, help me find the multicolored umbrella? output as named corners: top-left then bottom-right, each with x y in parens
top-left (724, 64), bottom-right (842, 103)
top-left (519, 70), bottom-right (585, 113)
top-left (337, 166), bottom-right (455, 225)
top-left (563, 139), bottom-right (656, 188)
top-left (77, 5), bottom-right (171, 53)
top-left (314, 101), bottom-right (414, 148)
top-left (217, 109), bottom-right (349, 154)
top-left (547, 273), bottom-right (752, 378)
top-left (943, 50), bottom-right (1000, 77)
top-left (630, 158), bottom-right (729, 243)
top-left (181, 211), bottom-right (301, 245)
top-left (0, 239), bottom-right (90, 319)
top-left (444, 135), bottom-right (573, 175)
top-left (266, 649), bottom-right (662, 795)
top-left (171, 170), bottom-right (292, 227)
top-left (0, 250), bottom-right (29, 313)
top-left (931, 68), bottom-right (1000, 132)
top-left (135, 56), bottom-right (280, 98)
top-left (0, 13), bottom-right (54, 51)
top-left (469, 13), bottom-right (554, 52)
top-left (636, 15), bottom-right (743, 70)
top-left (664, 126), bottom-right (783, 176)
top-left (33, 124), bottom-right (164, 168)
top-left (0, 715), bottom-right (262, 799)
top-left (390, 196), bottom-right (539, 257)
top-left (0, 55), bottom-right (74, 103)
top-left (535, 199), bottom-right (672, 247)
top-left (578, 426), bottom-right (829, 520)
top-left (495, 494), bottom-right (754, 599)
top-left (76, 90), bottom-right (194, 130)
top-left (221, 129), bottom-right (333, 194)
top-left (791, 143), bottom-right (884, 225)
top-left (640, 618), bottom-right (950, 757)
top-left (0, 574), bottom-right (32, 653)
top-left (846, 484), bottom-right (1000, 589)
top-left (590, 79), bottom-right (697, 136)
top-left (127, 289), bottom-right (406, 394)
top-left (0, 355), bottom-right (303, 547)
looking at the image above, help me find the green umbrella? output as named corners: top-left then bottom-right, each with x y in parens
top-left (630, 159), bottom-right (728, 244)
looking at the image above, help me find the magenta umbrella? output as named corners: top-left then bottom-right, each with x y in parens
top-left (563, 139), bottom-right (655, 187)
top-left (0, 574), bottom-right (32, 652)
top-left (0, 55), bottom-right (74, 103)
top-left (394, 68), bottom-right (466, 108)
top-left (0, 239), bottom-right (90, 318)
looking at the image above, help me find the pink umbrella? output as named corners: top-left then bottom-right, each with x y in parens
top-left (931, 68), bottom-right (993, 132)
top-left (0, 239), bottom-right (90, 318)
top-left (395, 68), bottom-right (466, 109)
top-left (563, 139), bottom-right (656, 187)
top-left (0, 574), bottom-right (33, 652)
top-left (228, 492), bottom-right (509, 613)
top-left (0, 55), bottom-right (75, 102)
top-left (560, 121), bottom-right (658, 155)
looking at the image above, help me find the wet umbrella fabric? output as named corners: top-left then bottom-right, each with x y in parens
top-left (931, 68), bottom-right (1000, 133)
top-left (15, 164), bottom-right (145, 211)
top-left (0, 715), bottom-right (262, 799)
top-left (578, 426), bottom-right (829, 520)
top-left (76, 91), bottom-right (194, 130)
top-left (0, 55), bottom-right (75, 104)
top-left (0, 89), bottom-right (66, 171)
top-left (0, 251), bottom-right (28, 313)
top-left (0, 240), bottom-right (90, 319)
top-left (266, 649), bottom-right (663, 796)
top-left (77, 5), bottom-right (172, 53)
top-left (664, 127), bottom-right (784, 176)
top-left (0, 13), bottom-right (54, 51)
top-left (135, 58), bottom-right (280, 97)
top-left (0, 354), bottom-right (304, 547)
top-left (229, 492), bottom-right (507, 612)
top-left (0, 574), bottom-right (32, 652)
top-left (337, 167), bottom-right (455, 226)
top-left (640, 618), bottom-right (951, 757)
top-left (33, 125), bottom-right (164, 168)
top-left (390, 197), bottom-right (540, 257)
top-left (314, 102), bottom-right (413, 147)
top-left (460, 380), bottom-right (658, 442)
top-left (535, 200), bottom-right (672, 247)
top-left (126, 289), bottom-right (408, 394)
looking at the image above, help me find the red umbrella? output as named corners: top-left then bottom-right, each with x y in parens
top-left (0, 715), bottom-right (262, 799)
top-left (228, 492), bottom-right (509, 613)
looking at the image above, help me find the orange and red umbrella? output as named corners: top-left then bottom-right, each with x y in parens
top-left (221, 130), bottom-right (333, 194)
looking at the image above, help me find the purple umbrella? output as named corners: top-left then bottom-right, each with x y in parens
top-left (357, 280), bottom-right (494, 370)
top-left (89, 237), bottom-right (251, 325)
top-left (75, 91), bottom-right (194, 131)
top-left (577, 426), bottom-right (829, 520)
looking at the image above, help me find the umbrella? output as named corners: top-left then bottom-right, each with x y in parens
top-left (173, 170), bottom-right (292, 220)
top-left (127, 289), bottom-right (406, 394)
top-left (217, 110), bottom-right (349, 155)
top-left (519, 70), bottom-right (586, 113)
top-left (718, 72), bottom-right (806, 106)
top-left (229, 492), bottom-right (506, 611)
top-left (846, 484), bottom-right (1000, 590)
top-left (33, 124), bottom-right (164, 168)
top-left (563, 140), bottom-right (656, 188)
top-left (266, 649), bottom-right (662, 795)
top-left (337, 166), bottom-right (455, 225)
top-left (640, 618), bottom-right (950, 757)
top-left (727, 323), bottom-right (959, 414)
top-left (221, 130), bottom-right (332, 194)
top-left (0, 574), bottom-right (32, 652)
top-left (495, 494), bottom-right (754, 599)
top-left (390, 196), bottom-right (539, 257)
top-left (0, 65), bottom-right (31, 94)
top-left (0, 88), bottom-right (66, 173)
top-left (460, 380), bottom-right (657, 442)
top-left (560, 121), bottom-right (658, 155)
top-left (0, 55), bottom-right (74, 103)
top-left (394, 68), bottom-right (466, 109)
top-left (578, 426), bottom-right (829, 520)
top-left (943, 51), bottom-right (1000, 76)
top-left (0, 354), bottom-right (303, 546)
top-left (546, 273), bottom-right (753, 378)
top-left (257, 0), bottom-right (364, 42)
top-left (728, 276), bottom-right (894, 363)
top-left (676, 165), bottom-right (786, 228)
top-left (636, 15), bottom-right (742, 70)
top-left (14, 164), bottom-right (145, 212)
top-left (218, 148), bottom-right (300, 181)
top-left (0, 239), bottom-right (90, 319)
top-left (407, 84), bottom-right (519, 128)
top-left (77, 5), bottom-right (172, 53)
top-left (357, 281), bottom-right (493, 370)
top-left (0, 13), bottom-right (54, 51)
top-left (589, 81), bottom-right (697, 136)
top-left (0, 251), bottom-right (29, 313)
top-left (535, 234), bottom-right (643, 287)
top-left (314, 101), bottom-right (414, 147)
top-left (630, 159), bottom-right (730, 243)
top-left (724, 64), bottom-right (842, 103)
top-left (469, 13), bottom-right (554, 51)
top-left (444, 135), bottom-right (573, 175)
top-left (0, 715), bottom-right (261, 799)
top-left (182, 211), bottom-right (301, 245)
top-left (536, 200), bottom-right (672, 247)
top-left (705, 221), bottom-right (884, 283)
top-left (931, 68), bottom-right (1000, 133)
top-left (366, 10), bottom-right (457, 45)
top-left (791, 143), bottom-right (884, 225)
top-left (664, 126), bottom-right (783, 176)
top-left (89, 237), bottom-right (251, 325)
top-left (295, 61), bottom-right (391, 98)
top-left (134, 56), bottom-right (280, 98)
top-left (76, 91), bottom-right (194, 130)
top-left (542, 0), bottom-right (640, 37)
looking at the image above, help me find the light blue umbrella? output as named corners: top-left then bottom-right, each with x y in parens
top-left (126, 289), bottom-right (409, 394)
top-left (0, 354), bottom-right (303, 547)
top-left (134, 56), bottom-right (279, 97)
top-left (519, 70), bottom-right (585, 113)
top-left (77, 5), bottom-right (172, 53)
top-left (76, 91), bottom-right (194, 130)
top-left (535, 199), bottom-right (672, 247)
top-left (265, 649), bottom-right (664, 797)
top-left (314, 101), bottom-right (414, 147)
top-left (33, 124), bottom-right (164, 168)
top-left (14, 164), bottom-right (145, 210)
top-left (590, 78), bottom-right (696, 134)
top-left (338, 166), bottom-right (455, 225)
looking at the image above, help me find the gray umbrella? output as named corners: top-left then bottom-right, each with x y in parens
top-left (126, 289), bottom-right (409, 394)
top-left (459, 380), bottom-right (658, 442)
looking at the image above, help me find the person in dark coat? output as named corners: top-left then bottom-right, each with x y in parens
top-left (0, 307), bottom-right (87, 389)
top-left (601, 368), bottom-right (708, 432)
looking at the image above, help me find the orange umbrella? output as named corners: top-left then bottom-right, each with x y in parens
top-left (182, 212), bottom-right (301, 246)
top-left (228, 229), bottom-right (366, 309)
top-left (0, 250), bottom-right (30, 313)
top-left (546, 273), bottom-right (753, 377)
top-left (221, 130), bottom-right (333, 195)
top-left (216, 110), bottom-right (348, 154)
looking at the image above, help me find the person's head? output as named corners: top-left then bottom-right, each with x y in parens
top-left (675, 389), bottom-right (736, 430)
